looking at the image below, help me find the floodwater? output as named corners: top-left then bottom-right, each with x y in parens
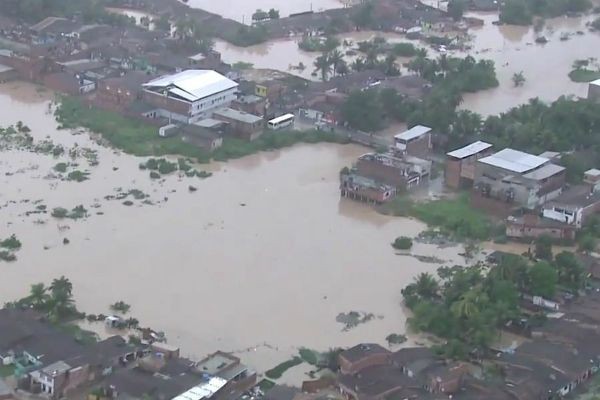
top-left (215, 31), bottom-right (412, 81)
top-left (459, 12), bottom-right (600, 115)
top-left (0, 82), bottom-right (465, 379)
top-left (219, 11), bottom-right (599, 113)
top-left (185, 0), bottom-right (355, 22)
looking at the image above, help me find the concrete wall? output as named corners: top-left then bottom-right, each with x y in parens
top-left (506, 221), bottom-right (575, 240)
top-left (445, 158), bottom-right (462, 189)
top-left (588, 82), bottom-right (600, 102)
top-left (405, 134), bottom-right (431, 158)
top-left (356, 158), bottom-right (408, 189)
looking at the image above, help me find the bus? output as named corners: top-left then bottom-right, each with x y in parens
top-left (267, 113), bottom-right (295, 130)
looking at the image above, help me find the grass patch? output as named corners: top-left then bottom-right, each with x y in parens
top-left (411, 194), bottom-right (493, 240)
top-left (55, 97), bottom-right (348, 163)
top-left (569, 68), bottom-right (600, 82)
top-left (265, 357), bottom-right (303, 380)
top-left (0, 364), bottom-right (15, 377)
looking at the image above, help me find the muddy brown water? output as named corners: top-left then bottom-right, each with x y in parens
top-left (0, 82), bottom-right (465, 380)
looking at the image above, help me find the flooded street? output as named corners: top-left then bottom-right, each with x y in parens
top-left (185, 0), bottom-right (353, 22)
top-left (0, 82), bottom-right (465, 377)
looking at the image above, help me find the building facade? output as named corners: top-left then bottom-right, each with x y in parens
top-left (393, 125), bottom-right (432, 157)
top-left (142, 70), bottom-right (238, 124)
top-left (445, 141), bottom-right (493, 189)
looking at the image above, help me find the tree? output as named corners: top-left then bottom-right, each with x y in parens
top-left (351, 57), bottom-right (366, 72)
top-left (512, 71), bottom-right (526, 87)
top-left (154, 14), bottom-right (171, 32)
top-left (351, 1), bottom-right (375, 28)
top-left (341, 89), bottom-right (384, 132)
top-left (529, 261), bottom-right (558, 298)
top-left (535, 235), bottom-right (553, 260)
top-left (578, 234), bottom-right (597, 253)
top-left (447, 0), bottom-right (466, 20)
top-left (328, 49), bottom-right (344, 76)
top-left (28, 283), bottom-right (49, 309)
top-left (267, 8), bottom-right (280, 19)
top-left (554, 251), bottom-right (585, 290)
top-left (313, 53), bottom-right (332, 81)
top-left (252, 9), bottom-right (269, 22)
top-left (110, 301), bottom-right (131, 314)
top-left (500, 0), bottom-right (533, 25)
top-left (382, 54), bottom-right (400, 76)
top-left (336, 60), bottom-right (349, 76)
top-left (414, 272), bottom-right (439, 298)
top-left (451, 288), bottom-right (488, 319)
top-left (50, 276), bottom-right (73, 297)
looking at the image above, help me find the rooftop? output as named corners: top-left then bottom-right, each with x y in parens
top-left (339, 343), bottom-right (390, 363)
top-left (394, 125), bottom-right (431, 142)
top-left (172, 376), bottom-right (228, 400)
top-left (143, 70), bottom-right (238, 103)
top-left (447, 141), bottom-right (493, 159)
top-left (478, 148), bottom-right (549, 174)
top-left (591, 78), bottom-right (600, 87)
top-left (522, 163), bottom-right (565, 181)
top-left (195, 352), bottom-right (238, 376)
top-left (546, 184), bottom-right (600, 208)
top-left (585, 168), bottom-right (600, 177)
top-left (212, 107), bottom-right (262, 124)
top-left (0, 64), bottom-right (13, 74)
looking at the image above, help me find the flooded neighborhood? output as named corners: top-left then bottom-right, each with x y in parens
top-left (1, 0), bottom-right (600, 399)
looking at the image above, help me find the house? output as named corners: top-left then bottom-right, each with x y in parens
top-left (340, 173), bottom-right (396, 204)
top-left (232, 94), bottom-right (266, 116)
top-left (194, 351), bottom-right (257, 396)
top-left (588, 78), bottom-right (600, 102)
top-left (506, 214), bottom-right (576, 240)
top-left (472, 148), bottom-right (566, 213)
top-left (445, 141), bottom-right (494, 189)
top-left (43, 72), bottom-right (95, 95)
top-left (355, 152), bottom-right (431, 191)
top-left (389, 347), bottom-right (436, 378)
top-left (542, 184), bottom-right (600, 228)
top-left (393, 125), bottom-right (432, 157)
top-left (96, 71), bottom-right (153, 108)
top-left (212, 107), bottom-right (264, 141)
top-left (142, 70), bottom-right (239, 124)
top-left (338, 343), bottom-right (390, 375)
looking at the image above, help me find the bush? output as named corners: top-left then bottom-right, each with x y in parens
top-left (0, 235), bottom-right (22, 250)
top-left (392, 236), bottom-right (413, 250)
top-left (67, 170), bottom-right (90, 182)
top-left (0, 251), bottom-right (16, 262)
top-left (54, 162), bottom-right (68, 173)
top-left (299, 348), bottom-right (319, 365)
top-left (392, 43), bottom-right (418, 57)
top-left (265, 357), bottom-right (303, 379)
top-left (386, 333), bottom-right (408, 345)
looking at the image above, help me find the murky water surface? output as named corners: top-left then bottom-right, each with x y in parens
top-left (0, 83), bottom-right (464, 377)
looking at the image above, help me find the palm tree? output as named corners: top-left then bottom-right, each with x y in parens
top-left (28, 283), bottom-right (49, 309)
top-left (336, 60), bottom-right (349, 76)
top-left (351, 57), bottom-right (366, 72)
top-left (50, 276), bottom-right (73, 297)
top-left (383, 54), bottom-right (400, 76)
top-left (365, 48), bottom-right (378, 69)
top-left (313, 53), bottom-right (332, 81)
top-left (328, 49), bottom-right (344, 76)
top-left (451, 289), bottom-right (486, 319)
top-left (438, 54), bottom-right (450, 75)
top-left (414, 273), bottom-right (439, 299)
top-left (47, 290), bottom-right (75, 322)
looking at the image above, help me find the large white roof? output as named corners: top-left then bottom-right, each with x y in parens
top-left (394, 125), bottom-right (431, 141)
top-left (478, 148), bottom-right (549, 173)
top-left (143, 70), bottom-right (238, 102)
top-left (171, 377), bottom-right (227, 400)
top-left (447, 141), bottom-right (492, 159)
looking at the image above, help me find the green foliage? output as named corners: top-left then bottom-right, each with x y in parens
top-left (352, 1), bottom-right (375, 28)
top-left (341, 89), bottom-right (384, 132)
top-left (578, 234), bottom-right (597, 252)
top-left (512, 71), bottom-right (526, 87)
top-left (299, 36), bottom-right (340, 52)
top-left (411, 194), bottom-right (493, 240)
top-left (534, 235), bottom-right (553, 260)
top-left (448, 0), bottom-right (466, 20)
top-left (229, 25), bottom-right (269, 47)
top-left (54, 162), bottom-right (68, 173)
top-left (110, 301), bottom-right (131, 314)
top-left (231, 61), bottom-right (254, 70)
top-left (51, 205), bottom-right (88, 219)
top-left (392, 236), bottom-right (413, 250)
top-left (392, 43), bottom-right (418, 57)
top-left (0, 251), bottom-right (16, 262)
top-left (298, 348), bottom-right (319, 365)
top-left (386, 333), bottom-right (408, 345)
top-left (500, 0), bottom-right (534, 24)
top-left (554, 251), bottom-right (585, 291)
top-left (529, 261), bottom-right (558, 298)
top-left (265, 357), bottom-right (303, 379)
top-left (569, 68), bottom-right (600, 82)
top-left (1, 234), bottom-right (21, 250)
top-left (67, 170), bottom-right (90, 182)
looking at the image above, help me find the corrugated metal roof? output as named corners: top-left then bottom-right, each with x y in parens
top-left (522, 163), bottom-right (564, 180)
top-left (171, 376), bottom-right (227, 400)
top-left (478, 148), bottom-right (549, 173)
top-left (143, 70), bottom-right (238, 102)
top-left (394, 125), bottom-right (431, 141)
top-left (447, 141), bottom-right (492, 159)
top-left (213, 107), bottom-right (262, 124)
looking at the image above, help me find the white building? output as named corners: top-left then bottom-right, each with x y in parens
top-left (142, 70), bottom-right (238, 123)
top-left (588, 78), bottom-right (600, 102)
